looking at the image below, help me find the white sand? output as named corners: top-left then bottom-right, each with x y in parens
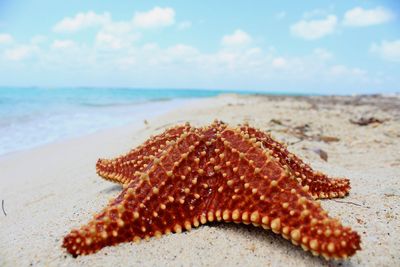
top-left (1, 94), bottom-right (399, 266)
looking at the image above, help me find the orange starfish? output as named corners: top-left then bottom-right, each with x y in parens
top-left (63, 121), bottom-right (361, 260)
top-left (96, 122), bottom-right (351, 199)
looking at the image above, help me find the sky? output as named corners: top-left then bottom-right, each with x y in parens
top-left (0, 0), bottom-right (399, 94)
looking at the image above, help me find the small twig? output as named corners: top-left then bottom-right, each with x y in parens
top-left (384, 193), bottom-right (400, 198)
top-left (287, 138), bottom-right (305, 146)
top-left (332, 199), bottom-right (370, 208)
top-left (2, 199), bottom-right (6, 216)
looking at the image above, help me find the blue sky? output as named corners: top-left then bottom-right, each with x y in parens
top-left (0, 0), bottom-right (399, 94)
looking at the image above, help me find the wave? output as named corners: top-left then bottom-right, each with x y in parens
top-left (77, 97), bottom-right (172, 108)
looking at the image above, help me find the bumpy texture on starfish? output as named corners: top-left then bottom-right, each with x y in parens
top-left (96, 122), bottom-right (351, 199)
top-left (63, 121), bottom-right (360, 260)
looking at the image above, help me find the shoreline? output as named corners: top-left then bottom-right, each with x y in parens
top-left (0, 97), bottom-right (200, 157)
top-left (1, 92), bottom-right (399, 158)
top-left (1, 94), bottom-right (399, 266)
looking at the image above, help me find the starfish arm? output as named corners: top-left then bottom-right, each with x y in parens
top-left (240, 126), bottom-right (351, 199)
top-left (96, 124), bottom-right (190, 184)
top-left (207, 128), bottom-right (360, 259)
top-left (63, 127), bottom-right (212, 256)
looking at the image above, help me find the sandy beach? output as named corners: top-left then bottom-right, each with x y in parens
top-left (1, 94), bottom-right (399, 267)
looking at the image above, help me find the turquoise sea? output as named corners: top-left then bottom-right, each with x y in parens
top-left (0, 87), bottom-right (265, 156)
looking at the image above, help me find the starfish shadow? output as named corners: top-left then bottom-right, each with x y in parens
top-left (206, 223), bottom-right (353, 266)
top-left (99, 184), bottom-right (123, 194)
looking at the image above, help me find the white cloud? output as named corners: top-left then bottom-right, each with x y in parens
top-left (343, 7), bottom-right (394, 27)
top-left (370, 40), bottom-right (400, 62)
top-left (272, 57), bottom-right (287, 68)
top-left (102, 21), bottom-right (133, 35)
top-left (51, 40), bottom-right (76, 49)
top-left (313, 48), bottom-right (333, 60)
top-left (0, 6), bottom-right (384, 92)
top-left (177, 21), bottom-right (192, 30)
top-left (290, 15), bottom-right (337, 40)
top-left (53, 11), bottom-right (111, 32)
top-left (133, 7), bottom-right (175, 28)
top-left (142, 43), bottom-right (159, 51)
top-left (167, 44), bottom-right (199, 57)
top-left (53, 7), bottom-right (177, 37)
top-left (221, 29), bottom-right (252, 47)
top-left (95, 25), bottom-right (140, 50)
top-left (329, 65), bottom-right (366, 76)
top-left (95, 32), bottom-right (124, 50)
top-left (0, 33), bottom-right (13, 44)
top-left (4, 45), bottom-right (35, 61)
top-left (0, 36), bottom-right (378, 92)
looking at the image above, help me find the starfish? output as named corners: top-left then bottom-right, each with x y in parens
top-left (63, 121), bottom-right (361, 260)
top-left (96, 122), bottom-right (350, 199)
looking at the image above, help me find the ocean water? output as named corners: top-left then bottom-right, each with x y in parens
top-left (0, 88), bottom-right (256, 156)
